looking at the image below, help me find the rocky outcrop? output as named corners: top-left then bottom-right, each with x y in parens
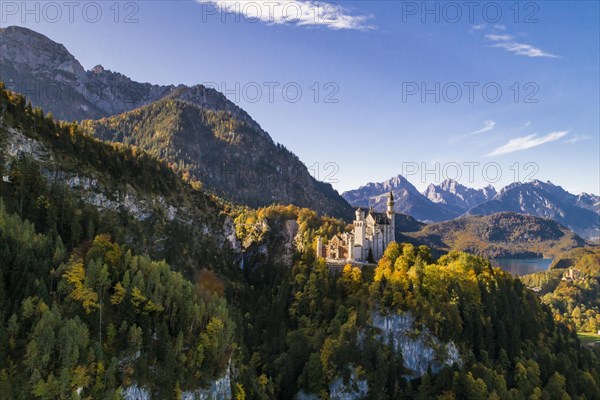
top-left (371, 312), bottom-right (461, 379)
top-left (297, 312), bottom-right (461, 400)
top-left (329, 371), bottom-right (369, 400)
top-left (122, 365), bottom-right (232, 400)
top-left (423, 179), bottom-right (496, 212)
top-left (1, 121), bottom-right (242, 260)
top-left (182, 368), bottom-right (232, 400)
top-left (3, 125), bottom-right (183, 222)
top-left (276, 219), bottom-right (299, 266)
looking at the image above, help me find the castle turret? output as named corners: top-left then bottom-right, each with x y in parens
top-left (353, 207), bottom-right (366, 260)
top-left (355, 207), bottom-right (365, 221)
top-left (386, 191), bottom-right (396, 243)
top-left (316, 236), bottom-right (323, 258)
top-left (387, 191), bottom-right (395, 214)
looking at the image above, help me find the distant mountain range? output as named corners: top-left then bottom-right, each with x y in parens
top-left (423, 179), bottom-right (497, 213)
top-left (343, 176), bottom-right (599, 240)
top-left (0, 26), bottom-right (352, 219)
top-left (342, 175), bottom-right (459, 222)
top-left (467, 180), bottom-right (599, 240)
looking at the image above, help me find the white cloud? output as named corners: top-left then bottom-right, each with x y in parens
top-left (483, 31), bottom-right (558, 58)
top-left (468, 120), bottom-right (496, 136)
top-left (491, 41), bottom-right (558, 58)
top-left (494, 24), bottom-right (506, 30)
top-left (488, 131), bottom-right (569, 156)
top-left (563, 134), bottom-right (590, 144)
top-left (469, 23), bottom-right (486, 32)
top-left (451, 120), bottom-right (496, 142)
top-left (485, 33), bottom-right (514, 41)
top-left (196, 0), bottom-right (373, 30)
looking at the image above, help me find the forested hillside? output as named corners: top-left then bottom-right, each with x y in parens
top-left (521, 247), bottom-right (600, 334)
top-left (0, 82), bottom-right (239, 398)
top-left (405, 212), bottom-right (586, 259)
top-left (0, 213), bottom-right (234, 398)
top-left (1, 83), bottom-right (599, 399)
top-left (0, 82), bottom-right (244, 278)
top-left (233, 239), bottom-right (600, 399)
top-left (80, 99), bottom-right (353, 220)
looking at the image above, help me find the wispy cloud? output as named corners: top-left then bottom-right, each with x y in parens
top-left (519, 121), bottom-right (531, 129)
top-left (468, 120), bottom-right (496, 136)
top-left (195, 0), bottom-right (374, 30)
top-left (494, 24), bottom-right (506, 30)
top-left (485, 33), bottom-right (514, 41)
top-left (492, 42), bottom-right (558, 58)
top-left (488, 131), bottom-right (569, 156)
top-left (484, 33), bottom-right (558, 58)
top-left (563, 134), bottom-right (590, 144)
top-left (451, 120), bottom-right (496, 142)
top-left (469, 23), bottom-right (486, 32)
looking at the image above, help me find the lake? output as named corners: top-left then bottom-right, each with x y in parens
top-left (491, 258), bottom-right (553, 276)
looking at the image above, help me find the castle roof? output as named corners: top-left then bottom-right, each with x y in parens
top-left (367, 211), bottom-right (391, 225)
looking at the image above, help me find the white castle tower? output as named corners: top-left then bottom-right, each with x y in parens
top-left (387, 191), bottom-right (396, 244)
top-left (353, 207), bottom-right (366, 260)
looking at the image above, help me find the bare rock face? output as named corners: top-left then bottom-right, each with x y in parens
top-left (0, 26), bottom-right (86, 80)
top-left (423, 179), bottom-right (496, 212)
top-left (371, 312), bottom-right (461, 379)
top-left (122, 366), bottom-right (232, 400)
top-left (329, 371), bottom-right (369, 400)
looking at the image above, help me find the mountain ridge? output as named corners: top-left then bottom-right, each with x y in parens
top-left (0, 25), bottom-right (353, 219)
top-left (0, 26), bottom-right (260, 127)
top-left (423, 178), bottom-right (496, 211)
top-left (468, 179), bottom-right (600, 240)
top-left (405, 211), bottom-right (588, 259)
top-left (342, 174), bottom-right (460, 222)
top-left (80, 98), bottom-right (353, 218)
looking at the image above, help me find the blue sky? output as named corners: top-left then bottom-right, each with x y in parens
top-left (3, 0), bottom-right (599, 194)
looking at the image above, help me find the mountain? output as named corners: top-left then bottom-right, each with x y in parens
top-left (0, 26), bottom-right (257, 126)
top-left (394, 212), bottom-right (426, 233)
top-left (468, 180), bottom-right (600, 240)
top-left (547, 246), bottom-right (600, 270)
top-left (345, 175), bottom-right (599, 239)
top-left (405, 212), bottom-right (587, 259)
top-left (342, 175), bottom-right (459, 222)
top-left (576, 192), bottom-right (600, 214)
top-left (80, 98), bottom-right (352, 218)
top-left (423, 179), bottom-right (496, 212)
top-left (0, 26), bottom-right (352, 219)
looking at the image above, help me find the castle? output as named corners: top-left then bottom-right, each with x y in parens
top-left (317, 192), bottom-right (396, 263)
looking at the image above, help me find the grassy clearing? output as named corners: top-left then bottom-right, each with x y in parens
top-left (577, 332), bottom-right (600, 346)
